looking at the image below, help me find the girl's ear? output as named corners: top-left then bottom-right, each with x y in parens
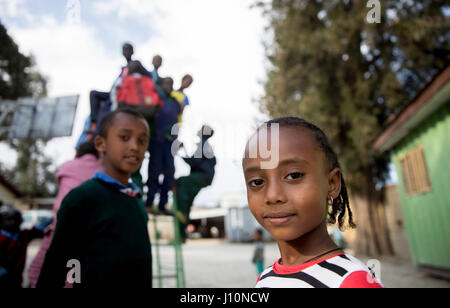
top-left (94, 135), bottom-right (106, 155)
top-left (328, 168), bottom-right (342, 199)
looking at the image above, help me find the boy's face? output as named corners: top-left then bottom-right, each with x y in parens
top-left (122, 45), bottom-right (134, 61)
top-left (95, 113), bottom-right (149, 185)
top-left (181, 76), bottom-right (193, 89)
top-left (243, 127), bottom-right (341, 242)
top-left (152, 55), bottom-right (162, 69)
top-left (161, 78), bottom-right (174, 95)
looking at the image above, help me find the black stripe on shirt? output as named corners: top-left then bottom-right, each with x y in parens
top-left (259, 270), bottom-right (275, 282)
top-left (259, 270), bottom-right (330, 288)
top-left (339, 254), bottom-right (351, 261)
top-left (317, 260), bottom-right (348, 277)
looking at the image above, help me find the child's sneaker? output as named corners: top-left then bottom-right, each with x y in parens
top-left (175, 211), bottom-right (187, 224)
top-left (157, 208), bottom-right (174, 216)
top-left (146, 204), bottom-right (159, 215)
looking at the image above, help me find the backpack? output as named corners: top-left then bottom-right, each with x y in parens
top-left (116, 74), bottom-right (163, 123)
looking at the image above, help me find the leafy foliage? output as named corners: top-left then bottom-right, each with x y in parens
top-left (0, 21), bottom-right (47, 100)
top-left (257, 0), bottom-right (449, 192)
top-left (0, 20), bottom-right (56, 198)
top-left (256, 0), bottom-right (449, 254)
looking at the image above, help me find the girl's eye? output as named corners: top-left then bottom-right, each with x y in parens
top-left (248, 179), bottom-right (264, 187)
top-left (139, 138), bottom-right (148, 145)
top-left (285, 172), bottom-right (304, 180)
top-left (120, 135), bottom-right (129, 141)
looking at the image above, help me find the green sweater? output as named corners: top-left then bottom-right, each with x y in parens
top-left (37, 179), bottom-right (152, 288)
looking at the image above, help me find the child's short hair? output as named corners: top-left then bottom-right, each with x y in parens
top-left (262, 116), bottom-right (356, 230)
top-left (160, 77), bottom-right (174, 95)
top-left (122, 42), bottom-right (133, 51)
top-left (152, 55), bottom-right (162, 66)
top-left (0, 205), bottom-right (22, 225)
top-left (182, 74), bottom-right (193, 83)
top-left (98, 108), bottom-right (148, 138)
top-left (127, 60), bottom-right (146, 75)
top-left (76, 141), bottom-right (99, 159)
top-left (161, 77), bottom-right (174, 84)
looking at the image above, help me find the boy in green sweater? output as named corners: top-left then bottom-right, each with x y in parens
top-left (37, 108), bottom-right (152, 288)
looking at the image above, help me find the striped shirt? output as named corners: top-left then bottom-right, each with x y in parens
top-left (256, 253), bottom-right (383, 288)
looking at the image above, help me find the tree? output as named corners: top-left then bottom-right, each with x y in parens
top-left (256, 0), bottom-right (449, 255)
top-left (0, 20), bottom-right (56, 198)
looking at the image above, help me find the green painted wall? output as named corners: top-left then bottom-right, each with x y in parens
top-left (392, 101), bottom-right (450, 270)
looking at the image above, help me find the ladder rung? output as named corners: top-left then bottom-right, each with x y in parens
top-left (152, 242), bottom-right (176, 246)
top-left (153, 274), bottom-right (177, 279)
top-left (152, 241), bottom-right (178, 246)
top-left (149, 214), bottom-right (176, 219)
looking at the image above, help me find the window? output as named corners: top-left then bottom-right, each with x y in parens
top-left (399, 145), bottom-right (432, 197)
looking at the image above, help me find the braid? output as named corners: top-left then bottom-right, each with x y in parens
top-left (264, 117), bottom-right (356, 230)
top-left (333, 179), bottom-right (356, 229)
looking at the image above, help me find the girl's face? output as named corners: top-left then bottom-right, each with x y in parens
top-left (243, 126), bottom-right (341, 242)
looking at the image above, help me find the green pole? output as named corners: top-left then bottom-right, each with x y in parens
top-left (152, 213), bottom-right (163, 288)
top-left (172, 187), bottom-right (186, 288)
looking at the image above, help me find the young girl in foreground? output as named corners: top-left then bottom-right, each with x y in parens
top-left (242, 117), bottom-right (383, 288)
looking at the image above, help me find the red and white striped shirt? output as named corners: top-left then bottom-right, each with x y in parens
top-left (256, 253), bottom-right (383, 288)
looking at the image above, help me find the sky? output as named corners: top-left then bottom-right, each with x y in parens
top-left (0, 0), bottom-right (270, 206)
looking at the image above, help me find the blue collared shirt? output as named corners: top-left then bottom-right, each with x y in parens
top-left (0, 229), bottom-right (19, 241)
top-left (93, 171), bottom-right (141, 197)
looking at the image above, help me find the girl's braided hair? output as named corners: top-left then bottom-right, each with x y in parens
top-left (263, 116), bottom-right (356, 230)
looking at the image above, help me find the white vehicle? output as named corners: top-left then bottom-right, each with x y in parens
top-left (20, 210), bottom-right (53, 230)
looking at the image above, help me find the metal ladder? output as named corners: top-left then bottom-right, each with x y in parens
top-left (150, 189), bottom-right (186, 288)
